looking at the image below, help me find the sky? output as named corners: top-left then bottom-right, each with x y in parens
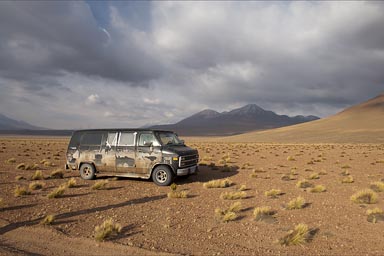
top-left (0, 1), bottom-right (383, 129)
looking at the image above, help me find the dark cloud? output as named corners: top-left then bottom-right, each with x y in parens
top-left (151, 1), bottom-right (384, 110)
top-left (0, 1), bottom-right (163, 84)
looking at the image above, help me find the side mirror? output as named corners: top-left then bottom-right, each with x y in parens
top-left (180, 140), bottom-right (185, 145)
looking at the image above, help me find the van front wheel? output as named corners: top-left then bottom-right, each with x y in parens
top-left (152, 166), bottom-right (174, 186)
top-left (80, 163), bottom-right (96, 180)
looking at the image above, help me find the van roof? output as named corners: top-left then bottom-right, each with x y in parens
top-left (73, 129), bottom-right (175, 133)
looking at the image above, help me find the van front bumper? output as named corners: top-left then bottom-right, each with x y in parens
top-left (176, 165), bottom-right (198, 176)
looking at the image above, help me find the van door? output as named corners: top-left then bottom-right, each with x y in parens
top-left (78, 131), bottom-right (105, 169)
top-left (136, 132), bottom-right (162, 174)
top-left (116, 132), bottom-right (136, 173)
top-left (98, 132), bottom-right (118, 173)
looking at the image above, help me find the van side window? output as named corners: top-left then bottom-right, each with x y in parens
top-left (68, 132), bottom-right (81, 149)
top-left (119, 132), bottom-right (135, 146)
top-left (106, 133), bottom-right (118, 147)
top-left (138, 133), bottom-right (159, 146)
top-left (80, 132), bottom-right (103, 151)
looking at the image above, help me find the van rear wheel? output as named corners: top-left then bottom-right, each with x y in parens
top-left (80, 163), bottom-right (96, 180)
top-left (152, 166), bottom-right (174, 186)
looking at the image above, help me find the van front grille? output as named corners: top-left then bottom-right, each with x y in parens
top-left (179, 154), bottom-right (199, 168)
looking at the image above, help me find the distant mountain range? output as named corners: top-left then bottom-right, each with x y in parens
top-left (0, 113), bottom-right (43, 130)
top-left (0, 104), bottom-right (319, 136)
top-left (223, 93), bottom-right (384, 143)
top-left (151, 104), bottom-right (319, 136)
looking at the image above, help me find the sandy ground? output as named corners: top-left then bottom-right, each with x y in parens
top-left (1, 137), bottom-right (384, 255)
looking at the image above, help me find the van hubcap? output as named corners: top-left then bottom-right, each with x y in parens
top-left (83, 166), bottom-right (91, 176)
top-left (156, 170), bottom-right (167, 183)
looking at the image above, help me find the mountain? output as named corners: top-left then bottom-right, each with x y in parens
top-left (151, 104), bottom-right (319, 136)
top-left (0, 113), bottom-right (43, 130)
top-left (222, 93), bottom-right (384, 143)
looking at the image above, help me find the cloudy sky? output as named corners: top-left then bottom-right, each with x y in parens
top-left (0, 1), bottom-right (383, 129)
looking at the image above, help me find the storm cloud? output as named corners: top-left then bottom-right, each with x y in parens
top-left (0, 1), bottom-right (162, 83)
top-left (0, 1), bottom-right (383, 129)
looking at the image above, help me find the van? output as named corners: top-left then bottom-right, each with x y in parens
top-left (65, 129), bottom-right (199, 186)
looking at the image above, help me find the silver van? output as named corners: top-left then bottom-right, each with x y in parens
top-left (65, 129), bottom-right (199, 186)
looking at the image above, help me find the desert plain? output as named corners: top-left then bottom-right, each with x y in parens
top-left (1, 136), bottom-right (384, 255)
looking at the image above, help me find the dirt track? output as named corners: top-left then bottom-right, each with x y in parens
top-left (1, 137), bottom-right (384, 255)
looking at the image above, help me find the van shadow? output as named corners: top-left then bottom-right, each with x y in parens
top-left (177, 165), bottom-right (239, 184)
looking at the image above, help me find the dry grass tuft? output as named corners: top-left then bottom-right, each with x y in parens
top-left (40, 159), bottom-right (49, 164)
top-left (31, 170), bottom-right (44, 180)
top-left (351, 189), bottom-right (378, 204)
top-left (341, 176), bottom-right (354, 183)
top-left (47, 185), bottom-right (66, 199)
top-left (215, 209), bottom-right (237, 223)
top-left (16, 163), bottom-right (26, 170)
top-left (14, 186), bottom-right (31, 197)
top-left (286, 196), bottom-right (306, 210)
top-left (249, 172), bottom-right (258, 178)
top-left (249, 168), bottom-right (266, 178)
top-left (50, 169), bottom-right (64, 179)
top-left (366, 208), bottom-right (384, 223)
top-left (238, 185), bottom-right (247, 191)
top-left (43, 161), bottom-right (54, 167)
top-left (310, 185), bottom-right (326, 193)
top-left (296, 179), bottom-right (313, 189)
top-left (29, 181), bottom-right (44, 190)
top-left (281, 174), bottom-right (296, 181)
top-left (220, 191), bottom-right (247, 200)
top-left (67, 177), bottom-right (77, 188)
top-left (170, 183), bottom-right (177, 191)
top-left (309, 173), bottom-right (319, 180)
top-left (40, 214), bottom-right (55, 225)
top-left (5, 158), bottom-right (16, 164)
top-left (15, 175), bottom-right (25, 181)
top-left (341, 170), bottom-right (350, 176)
top-left (167, 190), bottom-right (188, 198)
top-left (366, 208), bottom-right (383, 215)
top-left (265, 189), bottom-right (283, 198)
top-left (370, 181), bottom-right (384, 192)
top-left (94, 219), bottom-right (122, 242)
top-left (16, 163), bottom-right (39, 170)
top-left (203, 179), bottom-right (233, 189)
top-left (228, 201), bottom-right (242, 212)
top-left (253, 206), bottom-right (276, 221)
top-left (278, 223), bottom-right (312, 246)
top-left (287, 156), bottom-right (296, 161)
top-left (215, 202), bottom-right (242, 223)
top-left (29, 163), bottom-right (39, 170)
top-left (252, 168), bottom-right (266, 173)
top-left (92, 180), bottom-right (109, 190)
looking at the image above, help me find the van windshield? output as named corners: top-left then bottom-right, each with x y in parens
top-left (157, 132), bottom-right (183, 146)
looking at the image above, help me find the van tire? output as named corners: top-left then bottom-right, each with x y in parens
top-left (80, 163), bottom-right (96, 180)
top-left (152, 165), bottom-right (174, 186)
